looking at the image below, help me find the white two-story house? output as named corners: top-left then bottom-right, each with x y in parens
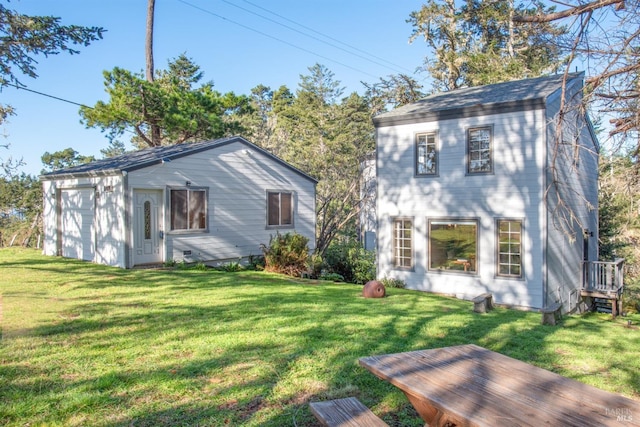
top-left (374, 73), bottom-right (600, 312)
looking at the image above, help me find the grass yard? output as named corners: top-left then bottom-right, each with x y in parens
top-left (1, 248), bottom-right (639, 426)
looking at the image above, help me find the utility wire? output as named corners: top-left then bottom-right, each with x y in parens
top-left (177, 0), bottom-right (381, 79)
top-left (219, 0), bottom-right (412, 75)
top-left (240, 0), bottom-right (415, 75)
top-left (6, 82), bottom-right (91, 108)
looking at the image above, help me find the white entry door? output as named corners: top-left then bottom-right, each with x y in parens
top-left (133, 190), bottom-right (163, 265)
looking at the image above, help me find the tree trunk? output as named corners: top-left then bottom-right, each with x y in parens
top-left (146, 0), bottom-right (155, 82)
top-left (146, 0), bottom-right (162, 145)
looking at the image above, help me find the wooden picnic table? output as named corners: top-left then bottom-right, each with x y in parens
top-left (359, 344), bottom-right (640, 427)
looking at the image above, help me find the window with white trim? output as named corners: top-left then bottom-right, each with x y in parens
top-left (497, 219), bottom-right (523, 277)
top-left (170, 188), bottom-right (207, 231)
top-left (267, 191), bottom-right (293, 227)
top-left (393, 218), bottom-right (413, 269)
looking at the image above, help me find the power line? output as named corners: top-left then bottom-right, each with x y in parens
top-left (219, 0), bottom-right (413, 75)
top-left (6, 83), bottom-right (91, 108)
top-left (177, 0), bottom-right (382, 80)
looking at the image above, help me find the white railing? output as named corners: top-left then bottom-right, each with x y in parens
top-left (583, 258), bottom-right (625, 294)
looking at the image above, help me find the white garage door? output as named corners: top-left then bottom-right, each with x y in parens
top-left (60, 188), bottom-right (95, 261)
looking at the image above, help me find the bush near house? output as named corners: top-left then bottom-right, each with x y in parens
top-left (261, 232), bottom-right (310, 276)
top-left (322, 239), bottom-right (376, 284)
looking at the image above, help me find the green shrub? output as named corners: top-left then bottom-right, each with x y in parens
top-left (323, 240), bottom-right (376, 284)
top-left (623, 278), bottom-right (640, 313)
top-left (380, 276), bottom-right (406, 289)
top-left (247, 254), bottom-right (266, 271)
top-left (307, 253), bottom-right (323, 278)
top-left (261, 232), bottom-right (310, 277)
top-left (319, 272), bottom-right (344, 282)
top-left (218, 261), bottom-right (243, 272)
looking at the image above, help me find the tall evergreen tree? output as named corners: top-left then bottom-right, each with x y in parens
top-left (409, 0), bottom-right (566, 91)
top-left (273, 64), bottom-right (375, 255)
top-left (79, 55), bottom-right (250, 148)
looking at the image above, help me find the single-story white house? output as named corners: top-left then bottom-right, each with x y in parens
top-left (373, 73), bottom-right (600, 313)
top-left (41, 136), bottom-right (317, 268)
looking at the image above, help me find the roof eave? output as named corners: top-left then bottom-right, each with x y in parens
top-left (40, 168), bottom-right (123, 181)
top-left (373, 98), bottom-right (547, 128)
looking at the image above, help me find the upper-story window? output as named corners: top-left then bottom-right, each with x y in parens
top-left (416, 132), bottom-right (438, 176)
top-left (467, 126), bottom-right (493, 174)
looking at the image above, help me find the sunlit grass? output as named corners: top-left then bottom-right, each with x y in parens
top-left (1, 248), bottom-right (639, 426)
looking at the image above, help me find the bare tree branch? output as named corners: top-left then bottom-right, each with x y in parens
top-left (513, 0), bottom-right (624, 23)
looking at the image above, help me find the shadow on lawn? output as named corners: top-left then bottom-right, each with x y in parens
top-left (2, 252), bottom-right (636, 426)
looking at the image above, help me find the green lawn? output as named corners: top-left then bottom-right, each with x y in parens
top-left (1, 248), bottom-right (639, 426)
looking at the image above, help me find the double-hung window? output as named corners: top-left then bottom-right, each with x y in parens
top-left (267, 191), bottom-right (293, 227)
top-left (467, 126), bottom-right (493, 174)
top-left (416, 132), bottom-right (438, 176)
top-left (429, 219), bottom-right (478, 273)
top-left (170, 188), bottom-right (207, 231)
top-left (497, 219), bottom-right (523, 278)
top-left (393, 218), bottom-right (413, 269)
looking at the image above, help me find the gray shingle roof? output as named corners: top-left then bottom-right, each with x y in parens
top-left (373, 72), bottom-right (584, 127)
top-left (40, 136), bottom-right (317, 183)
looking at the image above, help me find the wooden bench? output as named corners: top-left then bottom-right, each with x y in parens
top-left (541, 302), bottom-right (562, 325)
top-left (309, 397), bottom-right (388, 427)
top-left (472, 293), bottom-right (493, 313)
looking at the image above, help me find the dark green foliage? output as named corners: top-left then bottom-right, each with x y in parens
top-left (319, 272), bottom-right (344, 282)
top-left (217, 261), bottom-right (243, 272)
top-left (0, 173), bottom-right (42, 247)
top-left (247, 254), bottom-right (266, 271)
top-left (261, 232), bottom-right (310, 277)
top-left (0, 2), bottom-right (103, 131)
top-left (322, 239), bottom-right (376, 285)
top-left (241, 64), bottom-right (376, 256)
top-left (408, 0), bottom-right (565, 91)
top-left (599, 154), bottom-right (640, 312)
top-left (380, 277), bottom-right (407, 289)
top-left (79, 55), bottom-right (251, 148)
top-left (0, 3), bottom-right (104, 87)
top-left (41, 148), bottom-right (95, 173)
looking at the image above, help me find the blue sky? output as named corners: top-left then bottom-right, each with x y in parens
top-left (3, 0), bottom-right (427, 176)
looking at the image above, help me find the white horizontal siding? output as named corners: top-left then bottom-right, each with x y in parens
top-left (41, 175), bottom-right (126, 268)
top-left (127, 140), bottom-right (315, 264)
top-left (377, 109), bottom-right (546, 309)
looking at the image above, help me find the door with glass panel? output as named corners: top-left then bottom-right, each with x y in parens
top-left (133, 190), bottom-right (163, 265)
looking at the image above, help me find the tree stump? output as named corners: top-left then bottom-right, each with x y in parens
top-left (363, 280), bottom-right (386, 298)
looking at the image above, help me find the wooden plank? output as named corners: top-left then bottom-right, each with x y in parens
top-left (359, 344), bottom-right (640, 427)
top-left (309, 397), bottom-right (388, 427)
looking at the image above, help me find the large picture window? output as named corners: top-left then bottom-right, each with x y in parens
top-left (416, 132), bottom-right (438, 176)
top-left (429, 219), bottom-right (478, 273)
top-left (170, 188), bottom-right (207, 231)
top-left (497, 219), bottom-right (523, 277)
top-left (267, 191), bottom-right (293, 227)
top-left (393, 218), bottom-right (413, 269)
top-left (467, 126), bottom-right (493, 174)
